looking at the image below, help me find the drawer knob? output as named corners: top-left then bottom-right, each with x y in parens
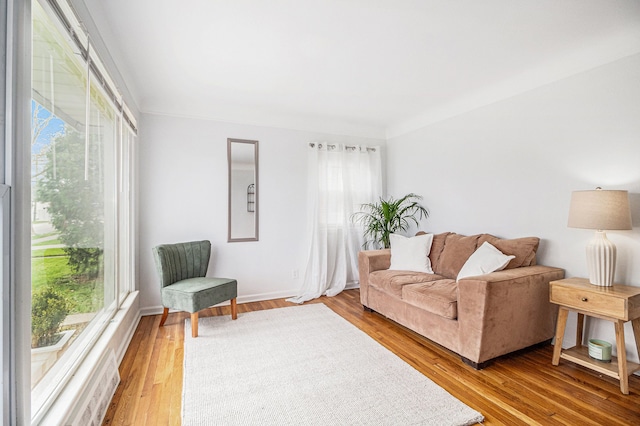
top-left (581, 297), bottom-right (588, 302)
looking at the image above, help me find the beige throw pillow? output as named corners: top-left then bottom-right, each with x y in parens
top-left (389, 233), bottom-right (434, 273)
top-left (456, 242), bottom-right (515, 282)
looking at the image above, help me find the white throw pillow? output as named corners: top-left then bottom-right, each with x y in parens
top-left (457, 242), bottom-right (515, 282)
top-left (388, 233), bottom-right (434, 273)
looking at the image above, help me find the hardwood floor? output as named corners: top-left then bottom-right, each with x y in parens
top-left (103, 289), bottom-right (640, 425)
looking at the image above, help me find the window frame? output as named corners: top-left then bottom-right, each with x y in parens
top-left (28, 0), bottom-right (138, 422)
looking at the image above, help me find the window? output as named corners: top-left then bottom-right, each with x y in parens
top-left (30, 0), bottom-right (136, 420)
top-left (287, 143), bottom-right (382, 303)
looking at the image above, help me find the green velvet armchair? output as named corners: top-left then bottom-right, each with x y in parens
top-left (152, 240), bottom-right (237, 337)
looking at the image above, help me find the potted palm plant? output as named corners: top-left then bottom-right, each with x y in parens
top-left (352, 193), bottom-right (429, 249)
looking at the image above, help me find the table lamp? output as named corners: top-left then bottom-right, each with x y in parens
top-left (568, 187), bottom-right (632, 286)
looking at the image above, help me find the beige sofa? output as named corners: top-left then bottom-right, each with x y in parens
top-left (358, 232), bottom-right (565, 368)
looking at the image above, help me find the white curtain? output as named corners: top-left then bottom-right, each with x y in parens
top-left (287, 143), bottom-right (382, 304)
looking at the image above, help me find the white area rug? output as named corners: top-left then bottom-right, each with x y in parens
top-left (182, 304), bottom-right (483, 426)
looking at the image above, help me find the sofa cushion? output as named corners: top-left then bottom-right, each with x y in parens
top-left (477, 234), bottom-right (539, 269)
top-left (369, 269), bottom-right (446, 298)
top-left (434, 233), bottom-right (481, 279)
top-left (402, 279), bottom-right (458, 319)
top-left (389, 233), bottom-right (434, 273)
top-left (428, 232), bottom-right (451, 273)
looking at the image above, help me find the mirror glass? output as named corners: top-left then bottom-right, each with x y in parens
top-left (228, 138), bottom-right (258, 242)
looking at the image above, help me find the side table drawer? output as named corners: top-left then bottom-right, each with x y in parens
top-left (550, 286), bottom-right (626, 319)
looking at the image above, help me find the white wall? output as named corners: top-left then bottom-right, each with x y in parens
top-left (137, 114), bottom-right (385, 313)
top-left (386, 53), bottom-right (640, 363)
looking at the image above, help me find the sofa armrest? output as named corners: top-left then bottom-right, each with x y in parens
top-left (457, 265), bottom-right (565, 364)
top-left (358, 249), bottom-right (391, 307)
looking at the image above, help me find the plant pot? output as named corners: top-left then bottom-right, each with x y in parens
top-left (31, 329), bottom-right (75, 388)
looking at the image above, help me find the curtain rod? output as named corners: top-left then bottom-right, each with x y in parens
top-left (308, 143), bottom-right (376, 152)
top-left (45, 0), bottom-right (138, 134)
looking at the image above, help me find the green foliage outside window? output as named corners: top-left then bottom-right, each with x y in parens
top-left (36, 128), bottom-right (104, 279)
top-left (31, 285), bottom-right (71, 348)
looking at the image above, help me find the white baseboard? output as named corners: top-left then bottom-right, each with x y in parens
top-left (140, 289), bottom-right (299, 316)
top-left (345, 282), bottom-right (360, 290)
top-left (139, 286), bottom-right (361, 316)
top-left (140, 306), bottom-right (165, 317)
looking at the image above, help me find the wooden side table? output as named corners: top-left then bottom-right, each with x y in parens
top-left (550, 277), bottom-right (640, 394)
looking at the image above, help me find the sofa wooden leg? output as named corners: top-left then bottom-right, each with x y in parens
top-left (231, 298), bottom-right (238, 320)
top-left (461, 356), bottom-right (490, 370)
top-left (159, 307), bottom-right (169, 327)
top-left (191, 312), bottom-right (199, 337)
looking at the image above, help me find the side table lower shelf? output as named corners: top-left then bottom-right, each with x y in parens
top-left (560, 346), bottom-right (640, 380)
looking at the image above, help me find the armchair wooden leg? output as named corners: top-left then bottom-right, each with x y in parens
top-left (231, 298), bottom-right (237, 320)
top-left (159, 307), bottom-right (169, 327)
top-left (191, 312), bottom-right (199, 338)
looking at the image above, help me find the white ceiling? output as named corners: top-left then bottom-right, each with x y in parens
top-left (84, 0), bottom-right (640, 139)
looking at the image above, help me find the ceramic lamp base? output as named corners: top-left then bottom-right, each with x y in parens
top-left (586, 230), bottom-right (616, 287)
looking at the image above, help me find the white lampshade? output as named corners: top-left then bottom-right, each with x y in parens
top-left (568, 189), bottom-right (632, 231)
top-left (568, 188), bottom-right (632, 287)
